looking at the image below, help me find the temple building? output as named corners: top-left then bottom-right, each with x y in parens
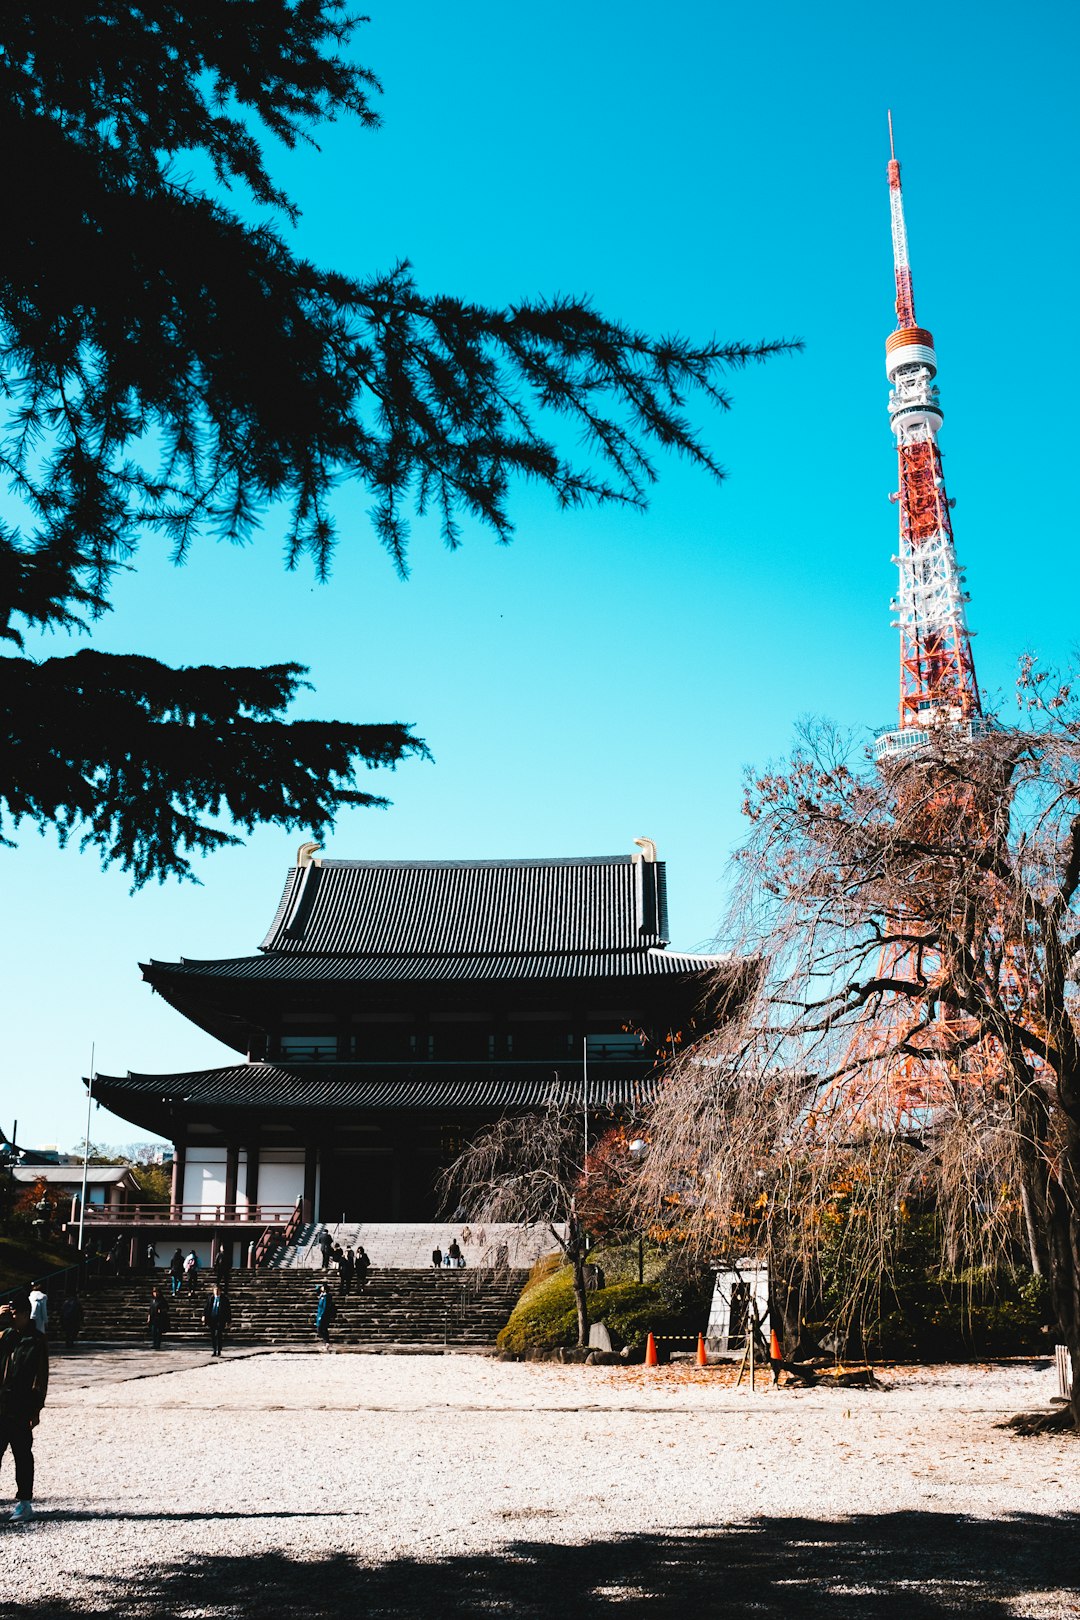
top-left (91, 842), bottom-right (739, 1241)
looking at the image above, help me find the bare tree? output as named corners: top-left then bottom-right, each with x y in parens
top-left (635, 673), bottom-right (1080, 1426)
top-left (438, 1101), bottom-right (592, 1346)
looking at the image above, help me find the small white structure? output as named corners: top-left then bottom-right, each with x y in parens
top-left (11, 1164), bottom-right (141, 1212)
top-left (707, 1258), bottom-right (769, 1353)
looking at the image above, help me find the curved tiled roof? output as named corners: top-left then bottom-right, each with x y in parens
top-left (258, 855), bottom-right (670, 957)
top-left (93, 1065), bottom-right (658, 1113)
top-left (145, 948), bottom-right (731, 985)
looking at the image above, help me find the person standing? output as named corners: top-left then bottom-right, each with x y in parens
top-left (58, 1295), bottom-right (83, 1350)
top-left (354, 1247), bottom-right (371, 1290)
top-left (145, 1241), bottom-right (159, 1273)
top-left (338, 1248), bottom-right (355, 1297)
top-left (27, 1284), bottom-right (48, 1336)
top-left (313, 1284), bottom-right (336, 1348)
top-left (431, 1246), bottom-right (442, 1270)
top-left (318, 1229), bottom-right (333, 1269)
top-left (146, 1286), bottom-right (169, 1351)
top-left (0, 1293), bottom-right (49, 1522)
top-left (183, 1250), bottom-right (199, 1293)
top-left (202, 1284), bottom-right (231, 1356)
top-left (169, 1248), bottom-right (184, 1296)
top-left (212, 1246), bottom-right (229, 1287)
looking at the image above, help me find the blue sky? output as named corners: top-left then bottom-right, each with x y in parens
top-left (5, 0), bottom-right (1076, 1150)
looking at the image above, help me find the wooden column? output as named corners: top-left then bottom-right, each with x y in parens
top-left (171, 1137), bottom-right (187, 1214)
top-left (302, 1143), bottom-right (317, 1224)
top-left (245, 1143), bottom-right (261, 1211)
top-left (224, 1143), bottom-right (239, 1215)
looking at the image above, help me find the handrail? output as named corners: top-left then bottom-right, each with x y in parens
top-left (79, 1203), bottom-right (297, 1225)
top-left (252, 1200), bottom-right (304, 1269)
top-left (0, 1261), bottom-right (82, 1308)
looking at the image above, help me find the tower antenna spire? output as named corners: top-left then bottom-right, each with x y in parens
top-left (876, 129), bottom-right (981, 759)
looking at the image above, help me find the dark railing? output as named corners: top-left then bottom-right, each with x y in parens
top-left (0, 1262), bottom-right (81, 1308)
top-left (81, 1202), bottom-right (297, 1226)
top-left (252, 1201), bottom-right (304, 1269)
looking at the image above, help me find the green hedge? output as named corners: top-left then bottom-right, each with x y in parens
top-left (0, 1234), bottom-right (79, 1296)
top-left (497, 1257), bottom-right (705, 1355)
top-left (867, 1271), bottom-right (1049, 1358)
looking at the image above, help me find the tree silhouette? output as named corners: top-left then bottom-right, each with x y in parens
top-left (0, 4), bottom-right (795, 881)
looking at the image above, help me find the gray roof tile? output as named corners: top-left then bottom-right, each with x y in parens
top-left (259, 855), bottom-right (670, 956)
top-left (146, 948), bottom-right (730, 986)
top-left (93, 1066), bottom-right (658, 1112)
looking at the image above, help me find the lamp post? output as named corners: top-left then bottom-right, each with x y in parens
top-left (77, 1056), bottom-right (94, 1253)
top-left (628, 1137), bottom-right (647, 1284)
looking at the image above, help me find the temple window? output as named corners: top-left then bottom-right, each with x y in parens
top-left (280, 1035), bottom-right (337, 1062)
top-left (585, 1032), bottom-right (645, 1060)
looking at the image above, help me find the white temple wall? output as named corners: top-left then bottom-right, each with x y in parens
top-left (182, 1147), bottom-right (227, 1209)
top-left (257, 1152), bottom-right (305, 1212)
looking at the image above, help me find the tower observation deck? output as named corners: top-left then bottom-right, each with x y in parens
top-left (875, 117), bottom-right (981, 762)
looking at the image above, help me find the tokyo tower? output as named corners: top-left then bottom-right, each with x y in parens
top-left (875, 112), bottom-right (981, 761)
top-left (816, 121), bottom-right (987, 1134)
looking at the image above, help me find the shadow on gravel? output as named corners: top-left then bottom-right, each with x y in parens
top-left (6, 1511), bottom-right (1080, 1617)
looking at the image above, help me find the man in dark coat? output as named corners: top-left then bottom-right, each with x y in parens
top-left (202, 1284), bottom-right (232, 1357)
top-left (169, 1248), bottom-right (184, 1296)
top-left (0, 1293), bottom-right (49, 1522)
top-left (59, 1295), bottom-right (84, 1349)
top-left (338, 1248), bottom-right (355, 1297)
top-left (146, 1285), bottom-right (170, 1351)
top-left (318, 1229), bottom-right (333, 1269)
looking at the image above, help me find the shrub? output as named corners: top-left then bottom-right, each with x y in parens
top-left (497, 1254), bottom-right (708, 1354)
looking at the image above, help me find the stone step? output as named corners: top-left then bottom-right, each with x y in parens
top-left (281, 1222), bottom-right (558, 1272)
top-left (71, 1266), bottom-right (527, 1348)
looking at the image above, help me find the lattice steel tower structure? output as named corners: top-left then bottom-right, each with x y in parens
top-left (875, 114), bottom-right (981, 761)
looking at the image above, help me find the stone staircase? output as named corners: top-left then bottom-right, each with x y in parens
top-left (268, 1220), bottom-right (318, 1269)
top-left (74, 1266), bottom-right (528, 1349)
top-left (279, 1221), bottom-right (559, 1272)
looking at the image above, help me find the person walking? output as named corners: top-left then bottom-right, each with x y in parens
top-left (313, 1284), bottom-right (336, 1348)
top-left (354, 1247), bottom-right (371, 1290)
top-left (183, 1250), bottom-right (199, 1293)
top-left (212, 1246), bottom-right (229, 1287)
top-left (202, 1284), bottom-right (231, 1357)
top-left (146, 1286), bottom-right (169, 1351)
top-left (169, 1248), bottom-right (184, 1296)
top-left (27, 1283), bottom-right (48, 1336)
top-left (145, 1241), bottom-right (159, 1273)
top-left (338, 1248), bottom-right (355, 1298)
top-left (0, 1292), bottom-right (49, 1521)
top-left (318, 1229), bottom-right (333, 1269)
top-left (58, 1295), bottom-right (83, 1350)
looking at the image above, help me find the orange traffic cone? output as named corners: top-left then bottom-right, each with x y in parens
top-left (644, 1331), bottom-right (659, 1367)
top-left (770, 1329), bottom-right (782, 1363)
top-left (696, 1333), bottom-right (707, 1367)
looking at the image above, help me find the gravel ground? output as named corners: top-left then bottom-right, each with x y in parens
top-left (0, 1350), bottom-right (1077, 1617)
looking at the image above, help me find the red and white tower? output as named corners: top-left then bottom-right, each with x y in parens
top-left (815, 125), bottom-right (990, 1135)
top-left (876, 115), bottom-right (981, 761)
